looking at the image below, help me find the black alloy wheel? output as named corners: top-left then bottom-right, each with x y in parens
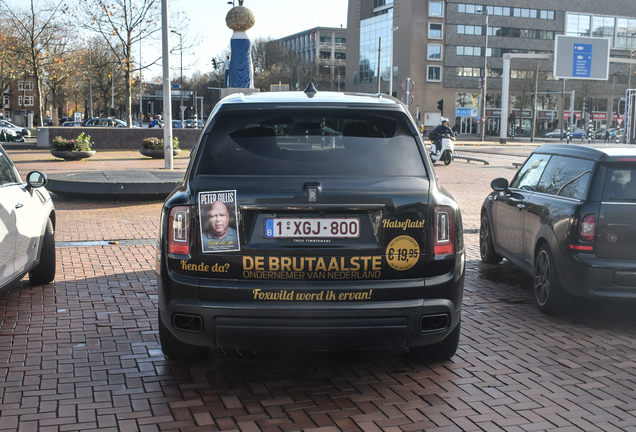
top-left (480, 215), bottom-right (503, 264)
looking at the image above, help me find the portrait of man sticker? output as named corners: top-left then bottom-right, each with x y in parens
top-left (198, 191), bottom-right (240, 253)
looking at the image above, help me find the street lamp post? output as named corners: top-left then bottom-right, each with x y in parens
top-left (389, 26), bottom-right (398, 97)
top-left (171, 29), bottom-right (184, 127)
top-left (111, 62), bottom-right (115, 117)
top-left (478, 6), bottom-right (489, 141)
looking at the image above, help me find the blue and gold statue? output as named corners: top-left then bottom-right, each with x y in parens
top-left (225, 1), bottom-right (255, 89)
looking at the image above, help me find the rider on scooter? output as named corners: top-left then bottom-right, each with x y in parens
top-left (430, 117), bottom-right (454, 155)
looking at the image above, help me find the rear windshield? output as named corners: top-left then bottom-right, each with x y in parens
top-left (194, 108), bottom-right (426, 177)
top-left (602, 163), bottom-right (636, 201)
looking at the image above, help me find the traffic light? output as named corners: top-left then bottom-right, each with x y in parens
top-left (618, 98), bottom-right (626, 116)
top-left (437, 99), bottom-right (444, 116)
top-left (146, 101), bottom-right (151, 113)
top-left (582, 99), bottom-right (587, 113)
top-left (212, 58), bottom-right (218, 69)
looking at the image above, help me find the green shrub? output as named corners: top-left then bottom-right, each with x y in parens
top-left (142, 136), bottom-right (180, 150)
top-left (52, 133), bottom-right (93, 151)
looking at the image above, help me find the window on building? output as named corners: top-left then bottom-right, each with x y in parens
top-left (617, 18), bottom-right (636, 49)
top-left (487, 68), bottom-right (503, 78)
top-left (486, 47), bottom-right (501, 57)
top-left (427, 66), bottom-right (442, 82)
top-left (335, 37), bottom-right (346, 44)
top-left (18, 95), bottom-right (34, 106)
top-left (540, 10), bottom-right (555, 19)
top-left (3, 96), bottom-right (8, 107)
top-left (511, 70), bottom-right (536, 79)
top-left (428, 44), bottom-right (442, 60)
top-left (458, 25), bottom-right (482, 35)
top-left (429, 23), bottom-right (443, 39)
top-left (374, 0), bottom-right (393, 6)
top-left (456, 46), bottom-right (482, 56)
top-left (458, 4), bottom-right (552, 19)
top-left (567, 13), bottom-right (591, 37)
top-left (429, 1), bottom-right (443, 17)
top-left (320, 36), bottom-right (332, 44)
top-left (456, 67), bottom-right (481, 77)
top-left (592, 16), bottom-right (615, 45)
top-left (455, 92), bottom-right (479, 108)
top-left (319, 51), bottom-right (331, 59)
top-left (335, 52), bottom-right (346, 60)
top-left (18, 81), bottom-right (34, 91)
top-left (513, 8), bottom-right (537, 18)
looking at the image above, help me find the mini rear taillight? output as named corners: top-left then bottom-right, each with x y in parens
top-left (434, 207), bottom-right (454, 255)
top-left (169, 206), bottom-right (190, 255)
top-left (580, 214), bottom-right (596, 242)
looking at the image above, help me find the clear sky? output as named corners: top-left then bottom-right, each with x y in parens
top-left (167, 0), bottom-right (349, 77)
top-left (7, 0), bottom-right (349, 79)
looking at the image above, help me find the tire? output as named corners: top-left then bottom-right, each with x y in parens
top-left (443, 151), bottom-right (452, 165)
top-left (409, 322), bottom-right (461, 361)
top-left (534, 244), bottom-right (567, 314)
top-left (480, 215), bottom-right (503, 264)
top-left (29, 218), bottom-right (56, 285)
top-left (158, 311), bottom-right (209, 360)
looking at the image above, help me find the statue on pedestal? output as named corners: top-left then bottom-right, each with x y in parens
top-left (225, 1), bottom-right (255, 89)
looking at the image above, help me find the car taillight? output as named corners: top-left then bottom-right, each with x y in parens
top-left (168, 206), bottom-right (190, 255)
top-left (434, 207), bottom-right (454, 256)
top-left (580, 214), bottom-right (596, 241)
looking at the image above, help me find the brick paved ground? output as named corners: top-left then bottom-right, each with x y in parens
top-left (3, 148), bottom-right (636, 432)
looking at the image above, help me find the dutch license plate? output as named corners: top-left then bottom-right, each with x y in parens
top-left (265, 218), bottom-right (360, 238)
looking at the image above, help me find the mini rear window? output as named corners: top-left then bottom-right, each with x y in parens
top-left (602, 163), bottom-right (636, 201)
top-left (194, 108), bottom-right (426, 177)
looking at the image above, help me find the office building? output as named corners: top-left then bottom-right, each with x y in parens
top-left (346, 0), bottom-right (636, 135)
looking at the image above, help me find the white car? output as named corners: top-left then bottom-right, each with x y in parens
top-left (0, 145), bottom-right (55, 290)
top-left (0, 120), bottom-right (30, 137)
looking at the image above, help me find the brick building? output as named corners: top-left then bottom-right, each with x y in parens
top-left (3, 77), bottom-right (38, 127)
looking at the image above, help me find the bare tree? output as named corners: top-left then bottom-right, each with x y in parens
top-left (41, 26), bottom-right (74, 125)
top-left (0, 0), bottom-right (68, 126)
top-left (75, 0), bottom-right (163, 127)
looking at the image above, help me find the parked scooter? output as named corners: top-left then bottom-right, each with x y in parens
top-left (429, 132), bottom-right (455, 165)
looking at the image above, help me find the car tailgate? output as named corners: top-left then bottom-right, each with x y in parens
top-left (596, 202), bottom-right (636, 259)
top-left (172, 175), bottom-right (434, 282)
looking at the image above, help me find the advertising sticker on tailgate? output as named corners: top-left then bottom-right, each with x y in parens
top-left (199, 191), bottom-right (240, 253)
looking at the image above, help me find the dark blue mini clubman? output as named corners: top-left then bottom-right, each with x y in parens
top-left (156, 85), bottom-right (465, 360)
top-left (480, 144), bottom-right (636, 314)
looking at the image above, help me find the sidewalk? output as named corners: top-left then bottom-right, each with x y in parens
top-left (7, 149), bottom-right (191, 200)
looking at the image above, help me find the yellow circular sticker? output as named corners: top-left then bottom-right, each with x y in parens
top-left (386, 235), bottom-right (420, 271)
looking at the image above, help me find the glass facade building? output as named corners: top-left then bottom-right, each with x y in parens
top-left (567, 13), bottom-right (636, 49)
top-left (356, 8), bottom-right (396, 84)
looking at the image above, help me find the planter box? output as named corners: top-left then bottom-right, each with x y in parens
top-left (50, 150), bottom-right (96, 161)
top-left (140, 148), bottom-right (182, 159)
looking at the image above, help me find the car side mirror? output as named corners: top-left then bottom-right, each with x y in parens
top-left (26, 171), bottom-right (47, 191)
top-left (491, 177), bottom-right (509, 192)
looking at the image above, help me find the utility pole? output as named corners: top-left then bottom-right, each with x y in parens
top-left (480, 6), bottom-right (489, 141)
top-left (171, 30), bottom-right (184, 127)
top-left (162, 0), bottom-right (174, 169)
top-left (377, 37), bottom-right (382, 94)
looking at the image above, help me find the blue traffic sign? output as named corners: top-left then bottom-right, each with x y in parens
top-left (572, 44), bottom-right (593, 78)
top-left (171, 83), bottom-right (181, 89)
